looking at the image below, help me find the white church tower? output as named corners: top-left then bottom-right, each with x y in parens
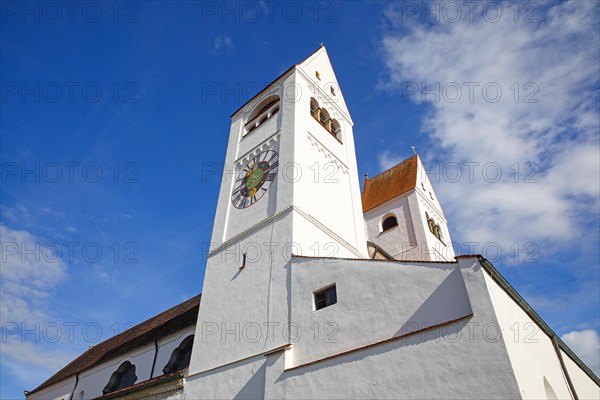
top-left (188, 46), bottom-right (368, 375)
top-left (24, 46), bottom-right (599, 400)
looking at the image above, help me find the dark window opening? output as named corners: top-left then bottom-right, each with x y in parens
top-left (314, 285), bottom-right (337, 310)
top-left (103, 361), bottom-right (138, 395)
top-left (244, 96), bottom-right (280, 135)
top-left (310, 98), bottom-right (342, 143)
top-left (163, 335), bottom-right (195, 374)
top-left (382, 215), bottom-right (398, 231)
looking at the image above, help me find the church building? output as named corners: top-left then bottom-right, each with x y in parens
top-left (25, 46), bottom-right (600, 400)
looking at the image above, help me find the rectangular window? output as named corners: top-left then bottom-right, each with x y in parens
top-left (314, 285), bottom-right (337, 310)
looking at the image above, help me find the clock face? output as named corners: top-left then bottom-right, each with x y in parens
top-left (231, 150), bottom-right (279, 209)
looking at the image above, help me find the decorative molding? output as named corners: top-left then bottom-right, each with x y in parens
top-left (208, 205), bottom-right (363, 258)
top-left (188, 344), bottom-right (293, 378)
top-left (418, 192), bottom-right (447, 223)
top-left (294, 206), bottom-right (363, 257)
top-left (234, 130), bottom-right (281, 168)
top-left (307, 131), bottom-right (349, 174)
top-left (209, 206), bottom-right (294, 257)
top-left (137, 386), bottom-right (183, 400)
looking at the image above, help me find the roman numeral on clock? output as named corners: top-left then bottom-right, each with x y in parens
top-left (232, 192), bottom-right (242, 206)
top-left (232, 150), bottom-right (278, 208)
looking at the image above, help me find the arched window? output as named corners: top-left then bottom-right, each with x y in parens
top-left (310, 97), bottom-right (319, 119)
top-left (330, 119), bottom-right (342, 141)
top-left (382, 215), bottom-right (398, 231)
top-left (245, 95), bottom-right (280, 135)
top-left (310, 98), bottom-right (342, 142)
top-left (425, 212), bottom-right (443, 241)
top-left (103, 361), bottom-right (137, 394)
top-left (319, 107), bottom-right (330, 126)
top-left (162, 335), bottom-right (194, 374)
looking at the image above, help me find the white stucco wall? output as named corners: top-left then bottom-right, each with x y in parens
top-left (560, 348), bottom-right (600, 399)
top-left (26, 376), bottom-right (77, 400)
top-left (287, 257), bottom-right (473, 366)
top-left (364, 194), bottom-right (418, 258)
top-left (293, 50), bottom-right (368, 258)
top-left (483, 270), bottom-right (600, 399)
top-left (186, 256), bottom-right (523, 399)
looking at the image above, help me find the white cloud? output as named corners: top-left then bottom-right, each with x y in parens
top-left (0, 341), bottom-right (77, 391)
top-left (0, 225), bottom-right (67, 324)
top-left (0, 225), bottom-right (73, 389)
top-left (0, 203), bottom-right (31, 226)
top-left (561, 329), bottom-right (600, 377)
top-left (213, 34), bottom-right (234, 55)
top-left (380, 1), bottom-right (600, 251)
top-left (378, 150), bottom-right (405, 171)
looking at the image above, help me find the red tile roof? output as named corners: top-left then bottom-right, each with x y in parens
top-left (29, 295), bottom-right (201, 395)
top-left (362, 154), bottom-right (418, 212)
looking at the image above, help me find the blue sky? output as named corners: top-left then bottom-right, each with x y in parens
top-left (1, 1), bottom-right (599, 398)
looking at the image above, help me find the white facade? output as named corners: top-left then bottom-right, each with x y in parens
top-left (26, 46), bottom-right (599, 400)
top-left (184, 46), bottom-right (598, 399)
top-left (186, 255), bottom-right (599, 399)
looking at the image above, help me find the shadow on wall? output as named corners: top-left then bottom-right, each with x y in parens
top-left (234, 360), bottom-right (267, 399)
top-left (396, 267), bottom-right (473, 337)
top-left (275, 318), bottom-right (473, 383)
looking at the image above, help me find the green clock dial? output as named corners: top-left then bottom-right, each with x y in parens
top-left (232, 150), bottom-right (279, 209)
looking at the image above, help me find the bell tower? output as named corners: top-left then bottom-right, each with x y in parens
top-left (362, 154), bottom-right (455, 262)
top-left (189, 46), bottom-right (368, 375)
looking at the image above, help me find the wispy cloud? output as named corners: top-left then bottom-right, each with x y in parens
top-left (379, 1), bottom-right (599, 251)
top-left (213, 35), bottom-right (234, 55)
top-left (1, 203), bottom-right (31, 226)
top-left (561, 329), bottom-right (600, 377)
top-left (0, 224), bottom-right (72, 389)
top-left (377, 150), bottom-right (406, 171)
top-left (1, 225), bottom-right (67, 324)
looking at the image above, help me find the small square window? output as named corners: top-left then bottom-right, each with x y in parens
top-left (314, 285), bottom-right (337, 310)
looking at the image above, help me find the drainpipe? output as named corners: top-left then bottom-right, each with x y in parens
top-left (150, 338), bottom-right (159, 378)
top-left (552, 335), bottom-right (579, 400)
top-left (68, 373), bottom-right (79, 400)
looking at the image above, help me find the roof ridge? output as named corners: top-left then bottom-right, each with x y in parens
top-left (365, 154), bottom-right (418, 182)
